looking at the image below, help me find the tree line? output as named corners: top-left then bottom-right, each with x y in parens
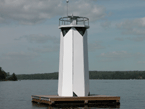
top-left (0, 67), bottom-right (17, 81)
top-left (16, 71), bottom-right (145, 80)
top-left (89, 71), bottom-right (145, 79)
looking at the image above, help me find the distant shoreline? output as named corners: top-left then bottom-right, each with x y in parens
top-left (16, 71), bottom-right (145, 80)
top-left (0, 79), bottom-right (17, 81)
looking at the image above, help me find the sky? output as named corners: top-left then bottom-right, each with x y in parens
top-left (0, 0), bottom-right (145, 74)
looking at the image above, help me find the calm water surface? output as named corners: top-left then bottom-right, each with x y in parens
top-left (0, 80), bottom-right (145, 109)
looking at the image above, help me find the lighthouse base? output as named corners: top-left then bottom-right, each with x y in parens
top-left (31, 94), bottom-right (120, 107)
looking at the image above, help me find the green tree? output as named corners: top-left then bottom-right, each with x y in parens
top-left (7, 73), bottom-right (17, 81)
top-left (0, 67), bottom-right (6, 80)
top-left (12, 73), bottom-right (17, 81)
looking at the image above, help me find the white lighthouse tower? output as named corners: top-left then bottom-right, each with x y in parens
top-left (58, 15), bottom-right (90, 97)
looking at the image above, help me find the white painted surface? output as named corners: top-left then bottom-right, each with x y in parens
top-left (58, 17), bottom-right (90, 97)
top-left (58, 32), bottom-right (63, 96)
top-left (73, 27), bottom-right (85, 96)
top-left (83, 30), bottom-right (90, 95)
top-left (59, 25), bottom-right (89, 29)
top-left (61, 29), bottom-right (73, 96)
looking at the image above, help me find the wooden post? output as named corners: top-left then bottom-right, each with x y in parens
top-left (49, 101), bottom-right (55, 105)
top-left (116, 100), bottom-right (119, 102)
top-left (84, 100), bottom-right (88, 104)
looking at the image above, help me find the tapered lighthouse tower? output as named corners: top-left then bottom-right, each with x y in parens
top-left (58, 16), bottom-right (90, 97)
top-left (31, 1), bottom-right (120, 104)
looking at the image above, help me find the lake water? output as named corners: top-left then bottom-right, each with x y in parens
top-left (0, 80), bottom-right (145, 109)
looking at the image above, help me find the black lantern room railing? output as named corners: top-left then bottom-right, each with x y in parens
top-left (59, 16), bottom-right (89, 27)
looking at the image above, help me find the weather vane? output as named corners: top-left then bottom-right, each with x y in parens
top-left (66, 0), bottom-right (69, 16)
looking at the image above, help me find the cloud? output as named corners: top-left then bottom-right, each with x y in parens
top-left (117, 17), bottom-right (145, 29)
top-left (16, 34), bottom-right (59, 44)
top-left (0, 0), bottom-right (106, 24)
top-left (137, 61), bottom-right (145, 64)
top-left (115, 36), bottom-right (145, 42)
top-left (69, 0), bottom-right (106, 22)
top-left (99, 51), bottom-right (144, 62)
top-left (101, 51), bottom-right (129, 58)
top-left (127, 36), bottom-right (145, 42)
top-left (0, 51), bottom-right (45, 74)
top-left (2, 52), bottom-right (39, 60)
top-left (115, 37), bottom-right (124, 41)
top-left (28, 45), bottom-right (59, 53)
top-left (88, 41), bottom-right (105, 51)
top-left (117, 17), bottom-right (145, 41)
top-left (100, 21), bottom-right (111, 28)
top-left (0, 0), bottom-right (64, 24)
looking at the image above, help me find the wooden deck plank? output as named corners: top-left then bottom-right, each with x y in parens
top-left (31, 95), bottom-right (120, 105)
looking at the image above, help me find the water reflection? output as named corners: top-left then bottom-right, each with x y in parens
top-left (32, 102), bottom-right (120, 109)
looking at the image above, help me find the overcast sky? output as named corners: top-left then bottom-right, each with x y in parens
top-left (0, 0), bottom-right (145, 74)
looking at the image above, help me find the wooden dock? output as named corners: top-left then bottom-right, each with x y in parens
top-left (31, 95), bottom-right (120, 106)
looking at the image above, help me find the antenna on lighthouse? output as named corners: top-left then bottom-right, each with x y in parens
top-left (66, 0), bottom-right (69, 16)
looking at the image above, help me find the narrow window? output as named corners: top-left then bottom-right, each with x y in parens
top-left (61, 27), bottom-right (71, 36)
top-left (75, 27), bottom-right (86, 36)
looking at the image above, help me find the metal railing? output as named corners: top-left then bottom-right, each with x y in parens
top-left (59, 16), bottom-right (89, 26)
